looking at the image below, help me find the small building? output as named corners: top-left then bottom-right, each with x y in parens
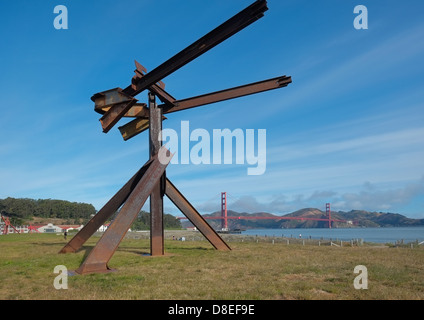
top-left (1, 222), bottom-right (84, 234)
top-left (37, 223), bottom-right (63, 233)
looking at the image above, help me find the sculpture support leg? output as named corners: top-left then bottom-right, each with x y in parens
top-left (59, 161), bottom-right (152, 254)
top-left (165, 178), bottom-right (231, 251)
top-left (75, 147), bottom-right (172, 274)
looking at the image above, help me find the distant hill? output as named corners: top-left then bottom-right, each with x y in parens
top-left (182, 208), bottom-right (424, 229)
top-left (334, 210), bottom-right (424, 228)
top-left (0, 197), bottom-right (96, 225)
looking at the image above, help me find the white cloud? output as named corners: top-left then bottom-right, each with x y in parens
top-left (333, 178), bottom-right (424, 213)
top-left (211, 177), bottom-right (424, 218)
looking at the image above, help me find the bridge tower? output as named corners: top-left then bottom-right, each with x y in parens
top-left (221, 192), bottom-right (228, 231)
top-left (326, 203), bottom-right (331, 229)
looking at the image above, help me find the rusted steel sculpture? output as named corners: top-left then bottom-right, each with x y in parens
top-left (60, 0), bottom-right (292, 274)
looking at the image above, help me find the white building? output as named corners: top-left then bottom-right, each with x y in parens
top-left (1, 222), bottom-right (84, 234)
top-left (37, 223), bottom-right (63, 233)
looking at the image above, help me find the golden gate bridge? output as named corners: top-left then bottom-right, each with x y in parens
top-left (178, 193), bottom-right (353, 230)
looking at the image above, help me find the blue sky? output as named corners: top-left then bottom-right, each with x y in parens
top-left (1, 0), bottom-right (423, 218)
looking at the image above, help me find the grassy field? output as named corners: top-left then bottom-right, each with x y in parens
top-left (0, 232), bottom-right (423, 300)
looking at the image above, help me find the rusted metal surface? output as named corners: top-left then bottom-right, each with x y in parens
top-left (122, 0), bottom-right (268, 98)
top-left (150, 180), bottom-right (165, 256)
top-left (95, 103), bottom-right (148, 118)
top-left (59, 161), bottom-right (153, 254)
top-left (118, 114), bottom-right (167, 141)
top-left (148, 93), bottom-right (162, 157)
top-left (90, 0), bottom-right (275, 137)
top-left (148, 93), bottom-right (165, 256)
top-left (117, 75), bottom-right (291, 141)
top-left (99, 100), bottom-right (138, 133)
top-left (75, 147), bottom-right (173, 275)
top-left (67, 0), bottom-right (291, 272)
top-left (122, 103), bottom-right (149, 118)
top-left (92, 88), bottom-right (139, 132)
top-left (163, 75), bottom-right (292, 114)
top-left (134, 61), bottom-right (176, 106)
top-left (91, 87), bottom-right (135, 109)
top-left (118, 117), bottom-right (150, 141)
top-left (165, 178), bottom-right (231, 251)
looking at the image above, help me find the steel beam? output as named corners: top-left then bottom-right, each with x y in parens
top-left (94, 0), bottom-right (268, 133)
top-left (75, 146), bottom-right (173, 274)
top-left (58, 161), bottom-right (153, 254)
top-left (99, 100), bottom-right (138, 133)
top-left (133, 60), bottom-right (176, 106)
top-left (163, 75), bottom-right (292, 114)
top-left (92, 87), bottom-right (139, 132)
top-left (148, 93), bottom-right (165, 256)
top-left (118, 115), bottom-right (168, 141)
top-left (95, 103), bottom-right (149, 118)
top-left (118, 117), bottom-right (151, 141)
top-left (117, 76), bottom-right (291, 141)
top-left (91, 87), bottom-right (135, 110)
top-left (122, 0), bottom-right (268, 98)
top-left (165, 178), bottom-right (231, 251)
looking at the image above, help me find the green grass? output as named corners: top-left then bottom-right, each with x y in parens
top-left (1, 233), bottom-right (424, 300)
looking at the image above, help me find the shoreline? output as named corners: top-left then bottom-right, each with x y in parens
top-left (118, 228), bottom-right (422, 247)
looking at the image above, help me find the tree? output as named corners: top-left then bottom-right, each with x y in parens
top-left (0, 197), bottom-right (96, 224)
top-left (130, 210), bottom-right (182, 230)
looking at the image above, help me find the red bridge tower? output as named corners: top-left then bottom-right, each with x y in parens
top-left (326, 203), bottom-right (331, 229)
top-left (221, 192), bottom-right (228, 231)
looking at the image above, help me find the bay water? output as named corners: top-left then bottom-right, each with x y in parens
top-left (241, 226), bottom-right (424, 244)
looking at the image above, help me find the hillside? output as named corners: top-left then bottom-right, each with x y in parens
top-left (0, 197), bottom-right (182, 230)
top-left (182, 208), bottom-right (424, 229)
top-left (0, 197), bottom-right (96, 225)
